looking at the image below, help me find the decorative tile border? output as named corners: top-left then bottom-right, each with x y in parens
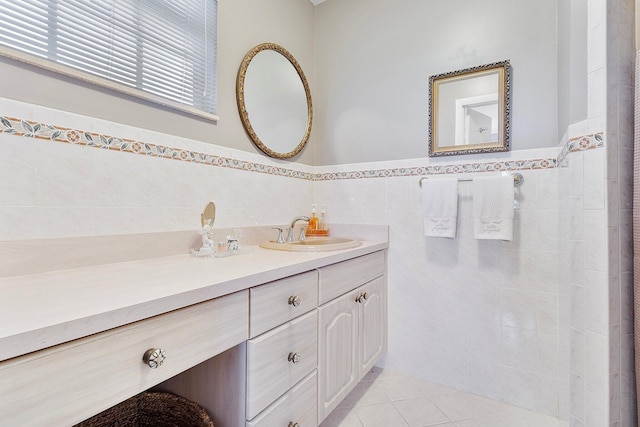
top-left (0, 114), bottom-right (603, 182)
top-left (0, 116), bottom-right (314, 180)
top-left (314, 158), bottom-right (557, 181)
top-left (557, 132), bottom-right (604, 166)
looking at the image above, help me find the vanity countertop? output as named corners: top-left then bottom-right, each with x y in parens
top-left (0, 240), bottom-right (387, 362)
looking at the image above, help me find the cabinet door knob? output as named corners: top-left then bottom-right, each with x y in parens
top-left (356, 292), bottom-right (368, 303)
top-left (288, 352), bottom-right (301, 364)
top-left (288, 423), bottom-right (300, 427)
top-left (142, 348), bottom-right (166, 369)
top-left (288, 295), bottom-right (301, 307)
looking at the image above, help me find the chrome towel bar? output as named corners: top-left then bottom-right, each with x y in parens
top-left (419, 172), bottom-right (524, 188)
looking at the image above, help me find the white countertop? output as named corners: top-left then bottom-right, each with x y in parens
top-left (0, 240), bottom-right (387, 362)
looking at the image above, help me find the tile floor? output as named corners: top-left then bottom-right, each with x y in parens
top-left (319, 368), bottom-right (568, 427)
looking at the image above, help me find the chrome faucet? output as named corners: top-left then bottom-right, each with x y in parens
top-left (287, 216), bottom-right (310, 242)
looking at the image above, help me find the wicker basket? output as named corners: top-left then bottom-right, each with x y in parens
top-left (74, 392), bottom-right (214, 427)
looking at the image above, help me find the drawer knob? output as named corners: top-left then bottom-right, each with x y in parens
top-left (288, 352), bottom-right (301, 364)
top-left (142, 348), bottom-right (166, 369)
top-left (288, 423), bottom-right (300, 427)
top-left (288, 295), bottom-right (301, 307)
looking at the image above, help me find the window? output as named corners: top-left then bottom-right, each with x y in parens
top-left (0, 0), bottom-right (218, 119)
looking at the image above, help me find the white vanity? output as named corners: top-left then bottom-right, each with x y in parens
top-left (0, 229), bottom-right (387, 427)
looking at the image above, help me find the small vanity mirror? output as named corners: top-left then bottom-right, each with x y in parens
top-left (200, 201), bottom-right (216, 228)
top-left (236, 43), bottom-right (312, 159)
top-left (428, 60), bottom-right (511, 157)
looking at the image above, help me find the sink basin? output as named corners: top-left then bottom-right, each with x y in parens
top-left (260, 237), bottom-right (362, 252)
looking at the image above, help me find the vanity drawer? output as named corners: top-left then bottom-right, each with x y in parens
top-left (247, 370), bottom-right (317, 427)
top-left (0, 290), bottom-right (249, 427)
top-left (318, 250), bottom-right (385, 305)
top-left (250, 270), bottom-right (318, 338)
top-left (246, 309), bottom-right (318, 420)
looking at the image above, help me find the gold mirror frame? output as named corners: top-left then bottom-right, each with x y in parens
top-left (428, 60), bottom-right (511, 157)
top-left (200, 201), bottom-right (216, 228)
top-left (236, 43), bottom-right (313, 159)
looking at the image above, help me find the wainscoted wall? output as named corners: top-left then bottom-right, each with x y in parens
top-left (313, 149), bottom-right (563, 416)
top-left (0, 97), bottom-right (627, 421)
top-left (0, 98), bottom-right (315, 241)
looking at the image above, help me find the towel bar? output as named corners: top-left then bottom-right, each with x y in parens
top-left (418, 172), bottom-right (524, 188)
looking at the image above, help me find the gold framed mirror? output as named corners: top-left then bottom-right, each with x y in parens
top-left (428, 60), bottom-right (511, 157)
top-left (236, 43), bottom-right (312, 159)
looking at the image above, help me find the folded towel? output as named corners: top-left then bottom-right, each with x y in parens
top-left (421, 178), bottom-right (458, 238)
top-left (473, 175), bottom-right (514, 240)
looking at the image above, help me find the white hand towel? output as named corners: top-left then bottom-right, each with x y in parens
top-left (473, 175), bottom-right (514, 240)
top-left (421, 178), bottom-right (458, 238)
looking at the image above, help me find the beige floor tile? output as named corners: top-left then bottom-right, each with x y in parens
top-left (319, 407), bottom-right (364, 427)
top-left (429, 391), bottom-right (511, 421)
top-left (354, 402), bottom-right (410, 427)
top-left (328, 368), bottom-right (565, 427)
top-left (413, 379), bottom-right (459, 397)
top-left (456, 413), bottom-right (569, 427)
top-left (337, 381), bottom-right (390, 408)
top-left (378, 376), bottom-right (432, 401)
top-left (361, 365), bottom-right (405, 382)
top-left (392, 397), bottom-right (450, 426)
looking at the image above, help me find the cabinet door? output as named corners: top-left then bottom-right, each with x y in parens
top-left (317, 289), bottom-right (359, 423)
top-left (358, 277), bottom-right (386, 381)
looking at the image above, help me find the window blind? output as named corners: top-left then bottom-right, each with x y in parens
top-left (0, 0), bottom-right (218, 118)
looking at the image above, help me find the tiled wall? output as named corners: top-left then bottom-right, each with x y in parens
top-left (314, 153), bottom-right (563, 416)
top-left (559, 145), bottom-right (611, 426)
top-left (559, 139), bottom-right (634, 427)
top-left (559, 0), bottom-right (636, 425)
top-left (0, 98), bottom-right (315, 241)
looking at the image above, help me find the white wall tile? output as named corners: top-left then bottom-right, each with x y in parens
top-left (583, 149), bottom-right (606, 209)
top-left (571, 373), bottom-right (586, 421)
top-left (583, 210), bottom-right (607, 272)
top-left (583, 270), bottom-right (608, 335)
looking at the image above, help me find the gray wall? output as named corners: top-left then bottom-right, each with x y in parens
top-left (0, 0), bottom-right (317, 165)
top-left (313, 0), bottom-right (559, 165)
top-left (0, 1), bottom-right (565, 166)
top-left (557, 0), bottom-right (588, 138)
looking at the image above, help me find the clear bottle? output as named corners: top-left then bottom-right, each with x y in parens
top-left (319, 204), bottom-right (328, 235)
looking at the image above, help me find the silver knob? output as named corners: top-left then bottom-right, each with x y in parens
top-left (288, 423), bottom-right (300, 427)
top-left (288, 295), bottom-right (301, 307)
top-left (272, 227), bottom-right (286, 244)
top-left (288, 352), bottom-right (301, 364)
top-left (142, 348), bottom-right (166, 369)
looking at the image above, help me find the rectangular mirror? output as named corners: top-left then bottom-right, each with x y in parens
top-left (428, 60), bottom-right (511, 157)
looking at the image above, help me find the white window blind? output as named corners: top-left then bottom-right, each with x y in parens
top-left (0, 0), bottom-right (218, 119)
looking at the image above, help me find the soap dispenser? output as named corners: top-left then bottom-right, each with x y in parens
top-left (308, 204), bottom-right (318, 234)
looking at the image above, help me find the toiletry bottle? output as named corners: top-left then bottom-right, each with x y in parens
top-left (320, 204), bottom-right (328, 235)
top-left (308, 204), bottom-right (318, 233)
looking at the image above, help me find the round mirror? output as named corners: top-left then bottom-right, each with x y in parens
top-left (236, 43), bottom-right (312, 159)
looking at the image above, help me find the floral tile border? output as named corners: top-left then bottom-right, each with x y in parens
top-left (557, 132), bottom-right (604, 166)
top-left (0, 115), bottom-right (603, 181)
top-left (0, 116), bottom-right (314, 180)
top-left (313, 158), bottom-right (557, 181)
